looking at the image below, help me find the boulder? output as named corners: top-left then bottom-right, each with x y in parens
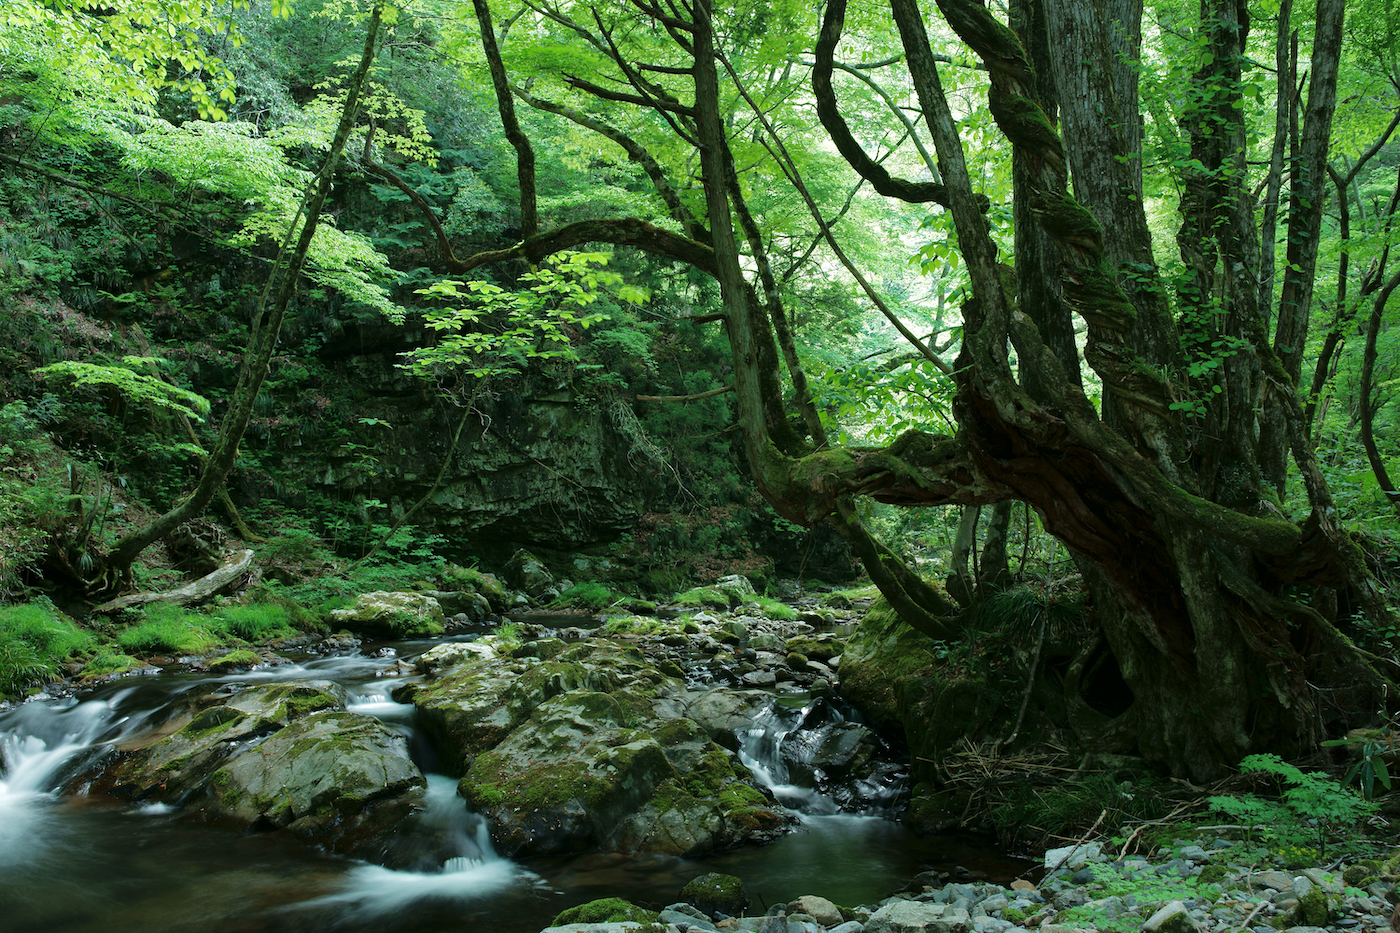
top-left (105, 681), bottom-right (424, 858)
top-left (205, 710), bottom-right (424, 850)
top-left (865, 900), bottom-right (971, 933)
top-left (328, 591), bottom-right (445, 637)
top-left (790, 896), bottom-right (844, 926)
top-left (680, 872), bottom-right (749, 919)
top-left (505, 549), bottom-right (559, 601)
top-left (682, 690), bottom-right (769, 750)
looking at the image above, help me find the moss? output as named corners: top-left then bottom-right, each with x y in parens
top-left (181, 706), bottom-right (248, 739)
top-left (208, 649), bottom-right (259, 672)
top-left (1295, 887), bottom-right (1329, 927)
top-left (552, 898), bottom-right (658, 926)
top-left (1197, 864), bottom-right (1228, 884)
top-left (602, 615), bottom-right (665, 636)
top-left (719, 783), bottom-right (766, 810)
top-left (1003, 907), bottom-right (1027, 923)
top-left (675, 587), bottom-right (731, 610)
top-left (785, 635), bottom-right (841, 662)
top-left (680, 871), bottom-right (748, 918)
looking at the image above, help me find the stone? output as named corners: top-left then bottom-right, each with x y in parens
top-left (1142, 900), bottom-right (1200, 933)
top-left (865, 900), bottom-right (971, 933)
top-left (414, 641), bottom-right (496, 673)
top-left (789, 896), bottom-right (844, 926)
top-left (830, 923), bottom-right (865, 933)
top-left (327, 591), bottom-right (445, 637)
top-left (741, 670), bottom-right (777, 687)
top-left (715, 574), bottom-right (757, 598)
top-left (682, 872), bottom-right (750, 919)
top-left (505, 549), bottom-right (558, 600)
top-left (1043, 842), bottom-right (1104, 871)
top-left (1009, 880), bottom-right (1037, 892)
top-left (661, 907), bottom-right (721, 931)
top-left (1257, 870), bottom-right (1296, 892)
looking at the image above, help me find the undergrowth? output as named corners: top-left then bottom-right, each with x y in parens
top-left (0, 599), bottom-right (95, 695)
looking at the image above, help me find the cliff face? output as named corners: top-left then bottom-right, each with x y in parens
top-left (266, 320), bottom-right (650, 551)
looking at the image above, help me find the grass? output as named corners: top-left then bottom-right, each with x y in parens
top-left (83, 649), bottom-right (140, 677)
top-left (116, 604), bottom-right (220, 655)
top-left (0, 599), bottom-right (96, 695)
top-left (745, 595), bottom-right (797, 620)
top-left (209, 603), bottom-right (296, 642)
top-left (550, 581), bottom-right (620, 611)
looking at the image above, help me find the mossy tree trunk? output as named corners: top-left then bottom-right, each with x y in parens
top-left (449, 0), bottom-right (1396, 779)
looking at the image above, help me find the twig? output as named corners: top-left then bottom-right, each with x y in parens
top-left (1046, 808), bottom-right (1108, 874)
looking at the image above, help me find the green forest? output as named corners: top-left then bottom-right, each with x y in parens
top-left (2, 0), bottom-right (1400, 928)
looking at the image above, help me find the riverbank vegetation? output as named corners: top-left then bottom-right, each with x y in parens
top-left (1, 0), bottom-right (1399, 861)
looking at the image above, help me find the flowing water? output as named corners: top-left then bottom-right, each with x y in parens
top-left (0, 639), bottom-right (1029, 932)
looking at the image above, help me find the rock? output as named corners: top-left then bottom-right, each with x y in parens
top-left (789, 896), bottom-right (844, 926)
top-left (1043, 842), bottom-right (1104, 871)
top-left (1009, 880), bottom-right (1037, 892)
top-left (683, 690), bottom-right (768, 750)
top-left (682, 872), bottom-right (750, 919)
top-left (830, 923), bottom-right (865, 933)
top-left (865, 900), bottom-right (970, 933)
top-left (552, 898), bottom-right (659, 926)
top-left (505, 549), bottom-right (559, 601)
top-left (662, 903), bottom-right (722, 931)
top-left (205, 710), bottom-right (424, 852)
top-left (722, 620), bottom-right (750, 641)
top-left (741, 670), bottom-right (777, 687)
top-left (1142, 900), bottom-right (1199, 933)
top-left (106, 681), bottom-right (423, 857)
top-left (1256, 870), bottom-right (1296, 892)
top-left (414, 641), bottom-right (496, 673)
top-left (715, 574), bottom-right (757, 599)
top-left (327, 591), bottom-right (445, 637)
top-left (750, 633), bottom-right (786, 651)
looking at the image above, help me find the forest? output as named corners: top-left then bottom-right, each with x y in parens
top-left (1, 0), bottom-right (1400, 929)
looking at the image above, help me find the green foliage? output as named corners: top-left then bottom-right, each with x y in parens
top-left (1208, 754), bottom-right (1378, 853)
top-left (0, 599), bottom-right (95, 694)
top-left (400, 251), bottom-right (645, 383)
top-left (1322, 734), bottom-right (1394, 801)
top-left (551, 581), bottom-right (619, 611)
top-left (36, 357), bottom-right (211, 422)
top-left (1055, 862), bottom-right (1223, 933)
top-left (82, 649), bottom-right (140, 678)
top-left (209, 603), bottom-right (296, 643)
top-left (116, 605), bottom-right (219, 656)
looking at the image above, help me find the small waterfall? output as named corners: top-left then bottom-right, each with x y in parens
top-left (737, 695), bottom-right (907, 818)
top-left (0, 695), bottom-right (124, 866)
top-left (738, 700), bottom-right (839, 815)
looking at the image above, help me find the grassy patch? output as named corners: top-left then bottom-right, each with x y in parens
top-left (550, 581), bottom-right (619, 611)
top-left (117, 604), bottom-right (219, 656)
top-left (744, 595), bottom-right (797, 620)
top-left (674, 587), bottom-right (730, 610)
top-left (209, 603), bottom-right (295, 643)
top-left (0, 599), bottom-right (95, 694)
top-left (82, 649), bottom-right (140, 678)
top-left (601, 616), bottom-right (666, 636)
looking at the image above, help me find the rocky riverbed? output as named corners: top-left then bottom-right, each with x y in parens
top-left (535, 839), bottom-right (1398, 933)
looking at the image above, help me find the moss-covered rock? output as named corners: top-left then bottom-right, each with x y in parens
top-left (327, 591), bottom-right (445, 637)
top-left (680, 872), bottom-right (749, 919)
top-left (784, 634), bottom-right (843, 663)
top-left (552, 898), bottom-right (658, 926)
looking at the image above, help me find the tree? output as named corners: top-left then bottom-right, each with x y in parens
top-left (431, 0), bottom-right (1398, 779)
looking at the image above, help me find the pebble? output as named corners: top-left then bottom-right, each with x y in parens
top-left (533, 842), bottom-right (1398, 933)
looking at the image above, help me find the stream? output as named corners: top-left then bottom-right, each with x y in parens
top-left (0, 637), bottom-right (1028, 933)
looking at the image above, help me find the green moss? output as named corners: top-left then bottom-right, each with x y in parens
top-left (1197, 864), bottom-right (1228, 884)
top-left (552, 898), bottom-right (657, 926)
top-left (1295, 887), bottom-right (1329, 926)
top-left (181, 706), bottom-right (248, 739)
top-left (719, 783), bottom-right (766, 810)
top-left (675, 587), bottom-right (731, 610)
top-left (744, 595), bottom-right (796, 620)
top-left (785, 635), bottom-right (841, 662)
top-left (601, 615), bottom-right (666, 636)
top-left (208, 649), bottom-right (259, 672)
top-left (1003, 907), bottom-right (1027, 923)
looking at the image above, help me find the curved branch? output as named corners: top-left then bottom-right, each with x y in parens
top-left (814, 0), bottom-right (953, 206)
top-left (472, 0), bottom-right (537, 237)
top-left (454, 217), bottom-right (716, 275)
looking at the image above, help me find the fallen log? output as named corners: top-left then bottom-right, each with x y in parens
top-left (93, 548), bottom-right (255, 614)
